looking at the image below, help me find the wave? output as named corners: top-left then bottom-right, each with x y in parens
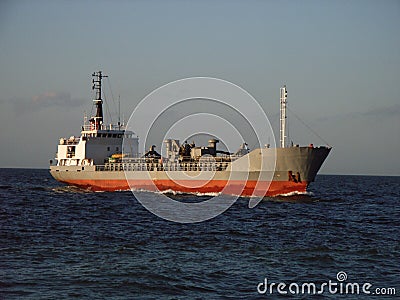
top-left (30, 186), bottom-right (48, 191)
top-left (0, 185), bottom-right (12, 190)
top-left (131, 187), bottom-right (314, 199)
top-left (157, 189), bottom-right (222, 197)
top-left (127, 187), bottom-right (222, 197)
top-left (276, 191), bottom-right (315, 197)
top-left (51, 186), bottom-right (93, 193)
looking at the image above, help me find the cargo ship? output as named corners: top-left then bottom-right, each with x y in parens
top-left (49, 72), bottom-right (331, 196)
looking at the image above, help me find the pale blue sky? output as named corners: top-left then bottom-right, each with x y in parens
top-left (0, 0), bottom-right (399, 175)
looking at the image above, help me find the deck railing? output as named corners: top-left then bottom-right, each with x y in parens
top-left (82, 124), bottom-right (124, 131)
top-left (95, 160), bottom-right (231, 172)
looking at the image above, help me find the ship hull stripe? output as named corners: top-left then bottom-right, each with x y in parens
top-left (54, 178), bottom-right (308, 196)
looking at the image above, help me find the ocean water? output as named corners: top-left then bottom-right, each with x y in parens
top-left (0, 169), bottom-right (399, 299)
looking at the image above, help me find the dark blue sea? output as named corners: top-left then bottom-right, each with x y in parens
top-left (0, 169), bottom-right (399, 299)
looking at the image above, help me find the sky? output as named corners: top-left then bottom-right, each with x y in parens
top-left (0, 0), bottom-right (399, 175)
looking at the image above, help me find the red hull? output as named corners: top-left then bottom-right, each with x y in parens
top-left (60, 179), bottom-right (308, 197)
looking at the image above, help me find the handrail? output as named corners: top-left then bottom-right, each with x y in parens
top-left (82, 123), bottom-right (125, 131)
top-left (95, 160), bottom-right (231, 172)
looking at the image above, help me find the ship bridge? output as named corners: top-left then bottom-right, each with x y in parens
top-left (54, 71), bottom-right (139, 167)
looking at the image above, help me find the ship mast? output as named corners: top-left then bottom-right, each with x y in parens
top-left (90, 71), bottom-right (108, 130)
top-left (280, 85), bottom-right (288, 148)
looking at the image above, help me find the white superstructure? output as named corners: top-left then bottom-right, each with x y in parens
top-left (54, 71), bottom-right (138, 167)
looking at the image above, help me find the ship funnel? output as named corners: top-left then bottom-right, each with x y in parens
top-left (208, 139), bottom-right (219, 156)
top-left (208, 139), bottom-right (219, 148)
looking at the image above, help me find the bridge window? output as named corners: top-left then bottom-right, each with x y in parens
top-left (67, 146), bottom-right (75, 158)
